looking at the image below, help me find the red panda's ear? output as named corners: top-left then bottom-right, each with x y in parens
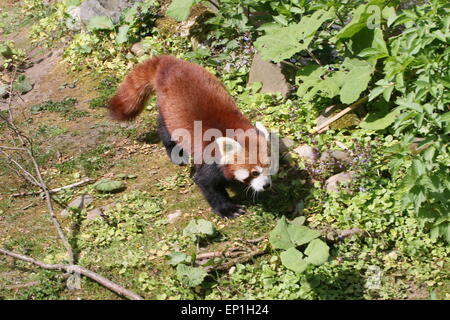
top-left (255, 122), bottom-right (270, 140)
top-left (216, 137), bottom-right (242, 164)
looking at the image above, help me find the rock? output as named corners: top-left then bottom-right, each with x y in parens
top-left (330, 150), bottom-right (352, 164)
top-left (320, 150), bottom-right (352, 173)
top-left (87, 208), bottom-right (103, 220)
top-left (294, 144), bottom-right (320, 162)
top-left (79, 0), bottom-right (131, 27)
top-left (130, 41), bottom-right (145, 56)
top-left (325, 172), bottom-right (355, 192)
top-left (280, 137), bottom-right (295, 153)
top-left (66, 6), bottom-right (82, 31)
top-left (167, 210), bottom-right (182, 223)
top-left (60, 194), bottom-right (93, 217)
top-left (248, 53), bottom-right (290, 98)
top-left (86, 202), bottom-right (115, 220)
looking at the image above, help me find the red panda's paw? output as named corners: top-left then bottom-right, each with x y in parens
top-left (215, 204), bottom-right (246, 219)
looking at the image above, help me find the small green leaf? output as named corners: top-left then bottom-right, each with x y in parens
top-left (280, 247), bottom-right (309, 273)
top-left (13, 75), bottom-right (33, 94)
top-left (304, 239), bottom-right (330, 266)
top-left (166, 0), bottom-right (196, 22)
top-left (116, 25), bottom-right (129, 44)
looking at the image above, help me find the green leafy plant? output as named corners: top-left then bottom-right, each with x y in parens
top-left (270, 217), bottom-right (330, 273)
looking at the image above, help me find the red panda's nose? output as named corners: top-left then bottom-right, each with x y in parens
top-left (263, 182), bottom-right (271, 190)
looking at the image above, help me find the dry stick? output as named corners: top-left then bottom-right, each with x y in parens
top-left (0, 248), bottom-right (144, 300)
top-left (205, 247), bottom-right (268, 272)
top-left (312, 96), bottom-right (369, 134)
top-left (11, 178), bottom-right (92, 197)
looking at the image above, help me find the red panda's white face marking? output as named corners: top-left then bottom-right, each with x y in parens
top-left (218, 122), bottom-right (273, 192)
top-left (234, 169), bottom-right (250, 182)
top-left (249, 166), bottom-right (272, 192)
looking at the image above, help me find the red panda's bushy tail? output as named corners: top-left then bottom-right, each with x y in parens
top-left (108, 56), bottom-right (162, 121)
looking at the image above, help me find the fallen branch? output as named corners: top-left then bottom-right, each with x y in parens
top-left (11, 178), bottom-right (92, 197)
top-left (205, 247), bottom-right (268, 272)
top-left (0, 248), bottom-right (144, 300)
top-left (312, 96), bottom-right (368, 134)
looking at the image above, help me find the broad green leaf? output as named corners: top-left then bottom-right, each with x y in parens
top-left (88, 16), bottom-right (114, 32)
top-left (280, 247), bottom-right (309, 273)
top-left (296, 65), bottom-right (345, 101)
top-left (304, 239), bottom-right (329, 266)
top-left (183, 219), bottom-right (215, 237)
top-left (254, 9), bottom-right (334, 62)
top-left (269, 217), bottom-right (293, 249)
top-left (166, 0), bottom-right (196, 22)
top-left (166, 252), bottom-right (192, 266)
top-left (287, 224), bottom-right (321, 246)
top-left (335, 4), bottom-right (370, 40)
top-left (94, 179), bottom-right (125, 193)
top-left (339, 59), bottom-right (374, 104)
top-left (441, 112), bottom-right (450, 122)
top-left (335, 1), bottom-right (386, 41)
top-left (116, 25), bottom-right (129, 44)
top-left (359, 109), bottom-right (399, 131)
top-left (290, 216), bottom-right (306, 226)
top-left (176, 264), bottom-right (207, 287)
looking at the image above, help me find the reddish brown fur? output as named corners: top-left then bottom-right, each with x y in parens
top-left (108, 55), bottom-right (268, 179)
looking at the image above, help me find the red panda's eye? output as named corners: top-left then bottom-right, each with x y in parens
top-left (251, 171), bottom-right (260, 177)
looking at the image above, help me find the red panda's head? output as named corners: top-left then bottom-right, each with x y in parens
top-left (217, 122), bottom-right (272, 192)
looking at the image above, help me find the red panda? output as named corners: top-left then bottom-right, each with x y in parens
top-left (108, 55), bottom-right (272, 218)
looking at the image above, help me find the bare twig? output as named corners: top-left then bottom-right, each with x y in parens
top-left (0, 248), bottom-right (144, 300)
top-left (205, 247), bottom-right (268, 271)
top-left (11, 178), bottom-right (92, 197)
top-left (312, 96), bottom-right (368, 134)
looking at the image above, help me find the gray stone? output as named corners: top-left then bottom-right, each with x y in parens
top-left (167, 210), bottom-right (182, 223)
top-left (329, 150), bottom-right (352, 164)
top-left (130, 41), bottom-right (145, 56)
top-left (66, 6), bottom-right (82, 31)
top-left (86, 202), bottom-right (115, 220)
top-left (79, 0), bottom-right (131, 27)
top-left (248, 53), bottom-right (290, 98)
top-left (320, 150), bottom-right (352, 173)
top-left (60, 194), bottom-right (93, 217)
top-left (280, 137), bottom-right (295, 151)
top-left (87, 208), bottom-right (103, 220)
top-left (294, 144), bottom-right (320, 162)
top-left (325, 172), bottom-right (355, 192)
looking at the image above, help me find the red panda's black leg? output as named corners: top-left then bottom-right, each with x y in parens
top-left (157, 115), bottom-right (188, 165)
top-left (194, 164), bottom-right (246, 219)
